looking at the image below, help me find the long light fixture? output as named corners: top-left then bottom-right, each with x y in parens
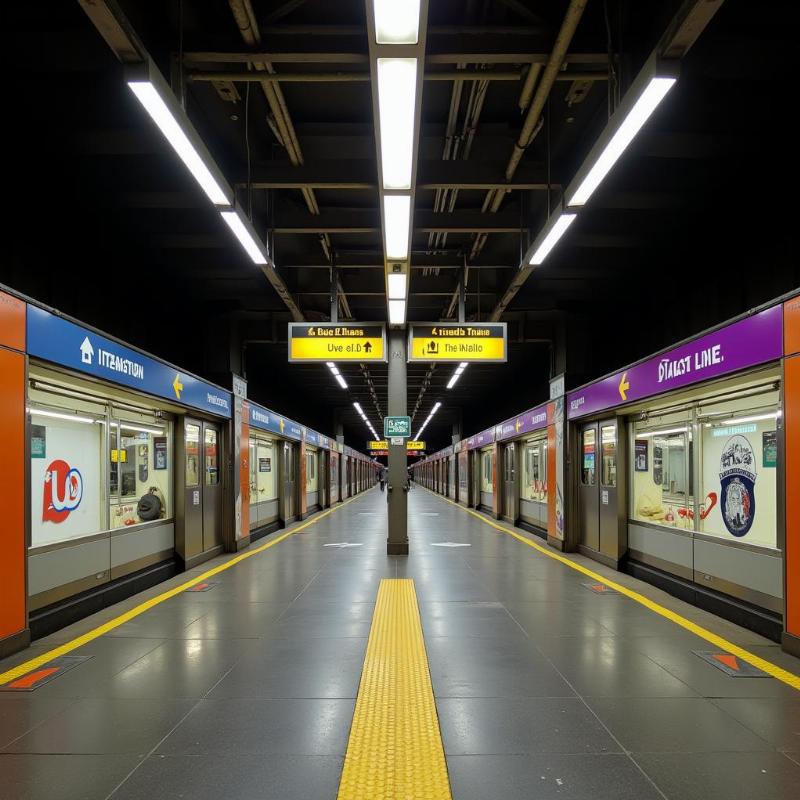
top-left (384, 195), bottom-right (412, 259)
top-left (126, 65), bottom-right (231, 207)
top-left (414, 400), bottom-right (441, 440)
top-left (447, 362), bottom-right (468, 389)
top-left (566, 76), bottom-right (677, 208)
top-left (377, 58), bottom-right (418, 190)
top-left (28, 408), bottom-right (95, 425)
top-left (220, 208), bottom-right (269, 265)
top-left (529, 213), bottom-right (577, 266)
top-left (387, 272), bottom-right (408, 299)
top-left (354, 401), bottom-right (379, 440)
top-left (374, 0), bottom-right (420, 44)
top-left (326, 361), bottom-right (348, 389)
top-left (388, 299), bottom-right (407, 325)
top-left (720, 411), bottom-right (780, 426)
top-left (637, 426), bottom-right (688, 438)
top-left (112, 422), bottom-right (165, 435)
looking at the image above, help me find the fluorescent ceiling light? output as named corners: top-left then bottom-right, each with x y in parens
top-left (374, 0), bottom-right (420, 44)
top-left (377, 58), bottom-right (417, 190)
top-left (127, 80), bottom-right (231, 207)
top-left (529, 213), bottom-right (577, 266)
top-left (384, 195), bottom-right (411, 259)
top-left (220, 209), bottom-right (269, 265)
top-left (28, 408), bottom-right (95, 425)
top-left (447, 363), bottom-right (467, 389)
top-left (432, 402), bottom-right (441, 413)
top-left (116, 423), bottom-right (165, 435)
top-left (387, 272), bottom-right (408, 300)
top-left (637, 426), bottom-right (688, 438)
top-left (388, 298), bottom-right (407, 325)
top-left (353, 402), bottom-right (364, 415)
top-left (720, 412), bottom-right (780, 425)
top-left (566, 77), bottom-right (676, 207)
top-left (335, 374), bottom-right (348, 389)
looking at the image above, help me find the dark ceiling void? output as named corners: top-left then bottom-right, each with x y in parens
top-left (3, 0), bottom-right (797, 452)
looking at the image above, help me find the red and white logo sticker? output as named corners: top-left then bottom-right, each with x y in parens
top-left (42, 459), bottom-right (83, 523)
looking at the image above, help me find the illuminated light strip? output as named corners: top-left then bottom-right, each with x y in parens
top-left (425, 488), bottom-right (800, 692)
top-left (566, 77), bottom-right (677, 208)
top-left (529, 213), bottom-right (577, 266)
top-left (376, 59), bottom-right (417, 190)
top-left (28, 408), bottom-right (95, 425)
top-left (0, 491), bottom-right (371, 687)
top-left (220, 208), bottom-right (269, 265)
top-left (446, 361), bottom-right (468, 389)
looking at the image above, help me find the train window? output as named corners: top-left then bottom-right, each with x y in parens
top-left (581, 429), bottom-right (596, 486)
top-left (601, 426), bottom-right (617, 487)
top-left (205, 428), bottom-right (219, 485)
top-left (110, 413), bottom-right (172, 528)
top-left (697, 392), bottom-right (779, 550)
top-left (521, 435), bottom-right (547, 502)
top-left (481, 451), bottom-right (493, 492)
top-left (185, 424), bottom-right (200, 487)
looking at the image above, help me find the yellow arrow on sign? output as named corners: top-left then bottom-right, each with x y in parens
top-left (618, 371), bottom-right (630, 401)
top-left (172, 373), bottom-right (184, 400)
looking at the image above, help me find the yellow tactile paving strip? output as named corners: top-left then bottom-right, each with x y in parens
top-left (337, 578), bottom-right (452, 800)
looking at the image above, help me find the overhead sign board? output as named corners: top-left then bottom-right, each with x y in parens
top-left (406, 440), bottom-right (425, 450)
top-left (384, 416), bottom-right (412, 438)
top-left (369, 439), bottom-right (425, 452)
top-left (408, 323), bottom-right (507, 362)
top-left (288, 323), bottom-right (386, 362)
top-left (27, 306), bottom-right (232, 418)
top-left (367, 440), bottom-right (387, 450)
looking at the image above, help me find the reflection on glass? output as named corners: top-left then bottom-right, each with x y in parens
top-left (205, 428), bottom-right (218, 485)
top-left (581, 429), bottom-right (596, 485)
top-left (601, 425), bottom-right (617, 487)
top-left (185, 424), bottom-right (200, 487)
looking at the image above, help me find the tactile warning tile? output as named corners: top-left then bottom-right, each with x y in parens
top-left (337, 578), bottom-right (452, 800)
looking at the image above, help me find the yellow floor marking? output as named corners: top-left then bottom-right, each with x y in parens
top-left (0, 490), bottom-right (372, 686)
top-left (337, 578), bottom-right (452, 800)
top-left (425, 488), bottom-right (800, 692)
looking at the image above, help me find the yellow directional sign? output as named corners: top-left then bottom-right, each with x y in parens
top-left (172, 373), bottom-right (183, 400)
top-left (406, 440), bottom-right (425, 450)
top-left (368, 440), bottom-right (388, 450)
top-left (408, 323), bottom-right (507, 363)
top-left (618, 371), bottom-right (630, 401)
top-left (288, 323), bottom-right (386, 362)
top-left (369, 439), bottom-right (425, 451)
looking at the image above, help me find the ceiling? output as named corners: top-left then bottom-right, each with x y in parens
top-left (3, 1), bottom-right (798, 452)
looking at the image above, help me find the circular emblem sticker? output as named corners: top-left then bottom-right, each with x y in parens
top-left (719, 435), bottom-right (756, 537)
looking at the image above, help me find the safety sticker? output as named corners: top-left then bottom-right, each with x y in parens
top-left (582, 582), bottom-right (619, 594)
top-left (693, 651), bottom-right (771, 678)
top-left (185, 581), bottom-right (220, 592)
top-left (0, 655), bottom-right (93, 692)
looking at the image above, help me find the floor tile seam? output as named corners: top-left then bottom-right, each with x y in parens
top-left (498, 600), bottom-right (672, 800)
top-left (431, 490), bottom-right (800, 689)
top-left (103, 628), bottom-right (271, 799)
top-left (0, 695), bottom-right (86, 753)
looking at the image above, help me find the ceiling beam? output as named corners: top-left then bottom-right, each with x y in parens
top-left (242, 159), bottom-right (559, 191)
top-left (188, 69), bottom-right (605, 83)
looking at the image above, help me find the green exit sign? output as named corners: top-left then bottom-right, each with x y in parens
top-left (384, 416), bottom-right (411, 438)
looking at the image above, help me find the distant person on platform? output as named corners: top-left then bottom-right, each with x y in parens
top-left (379, 465), bottom-right (387, 491)
top-left (407, 466), bottom-right (414, 488)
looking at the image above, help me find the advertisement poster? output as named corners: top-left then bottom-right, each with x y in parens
top-left (634, 439), bottom-right (648, 472)
top-left (762, 430), bottom-right (777, 468)
top-left (31, 424), bottom-right (46, 458)
top-left (154, 437), bottom-right (168, 470)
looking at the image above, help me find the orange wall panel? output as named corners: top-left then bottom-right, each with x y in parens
top-left (0, 347), bottom-right (26, 641)
top-left (0, 291), bottom-right (25, 352)
top-left (785, 355), bottom-right (800, 636)
top-left (785, 297), bottom-right (800, 357)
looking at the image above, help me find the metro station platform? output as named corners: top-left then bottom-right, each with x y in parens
top-left (1, 488), bottom-right (799, 800)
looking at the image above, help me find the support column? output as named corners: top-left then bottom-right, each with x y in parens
top-left (387, 328), bottom-right (408, 555)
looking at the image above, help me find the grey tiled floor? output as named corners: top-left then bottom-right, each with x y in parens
top-left (1, 486), bottom-right (799, 799)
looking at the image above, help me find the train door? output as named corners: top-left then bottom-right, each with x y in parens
top-left (283, 441), bottom-right (297, 521)
top-left (579, 420), bottom-right (619, 557)
top-left (503, 442), bottom-right (517, 523)
top-left (202, 423), bottom-right (222, 551)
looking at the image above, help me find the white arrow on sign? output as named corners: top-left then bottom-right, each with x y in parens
top-left (324, 542), bottom-right (364, 548)
top-left (430, 542), bottom-right (471, 547)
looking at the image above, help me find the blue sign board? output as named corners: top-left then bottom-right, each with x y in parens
top-left (27, 306), bottom-right (232, 418)
top-left (305, 429), bottom-right (320, 447)
top-left (248, 402), bottom-right (304, 441)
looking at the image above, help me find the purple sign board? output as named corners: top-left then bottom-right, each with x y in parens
top-left (495, 402), bottom-right (549, 442)
top-left (567, 306), bottom-right (783, 420)
top-left (467, 427), bottom-right (495, 450)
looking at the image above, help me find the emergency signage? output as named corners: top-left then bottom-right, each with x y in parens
top-left (288, 322), bottom-right (386, 362)
top-left (384, 416), bottom-right (411, 438)
top-left (408, 323), bottom-right (507, 362)
top-left (26, 306), bottom-right (232, 418)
